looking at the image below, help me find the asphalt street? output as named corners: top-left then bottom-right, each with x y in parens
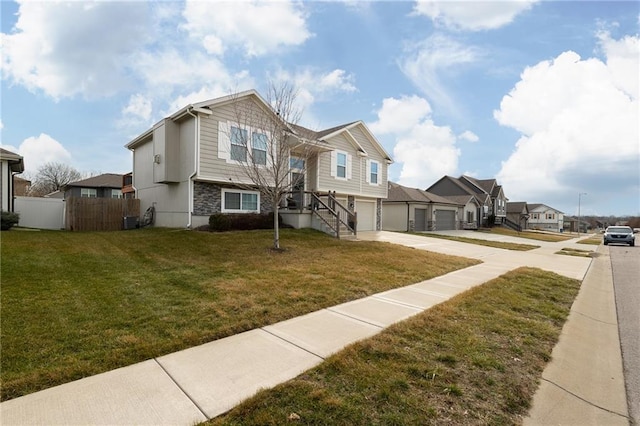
top-left (610, 244), bottom-right (640, 425)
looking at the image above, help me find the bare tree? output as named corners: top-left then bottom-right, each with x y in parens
top-left (29, 162), bottom-right (83, 196)
top-left (226, 83), bottom-right (318, 249)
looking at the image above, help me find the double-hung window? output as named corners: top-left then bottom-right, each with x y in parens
top-left (222, 189), bottom-right (259, 213)
top-left (336, 152), bottom-right (347, 178)
top-left (230, 126), bottom-right (248, 162)
top-left (368, 160), bottom-right (379, 185)
top-left (252, 132), bottom-right (267, 166)
top-left (546, 213), bottom-right (555, 220)
top-left (81, 188), bottom-right (97, 198)
top-left (111, 189), bottom-right (123, 199)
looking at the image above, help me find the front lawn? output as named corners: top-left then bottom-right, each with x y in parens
top-left (209, 267), bottom-right (580, 425)
top-left (412, 232), bottom-right (540, 251)
top-left (480, 227), bottom-right (573, 242)
top-left (0, 228), bottom-right (478, 401)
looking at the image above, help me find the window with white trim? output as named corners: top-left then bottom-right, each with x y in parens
top-left (546, 213), bottom-right (555, 220)
top-left (81, 188), bottom-right (97, 198)
top-left (222, 189), bottom-right (260, 213)
top-left (337, 152), bottom-right (347, 178)
top-left (366, 159), bottom-right (380, 185)
top-left (111, 189), bottom-right (123, 199)
top-left (230, 126), bottom-right (248, 162)
top-left (530, 213), bottom-right (539, 220)
top-left (252, 132), bottom-right (267, 165)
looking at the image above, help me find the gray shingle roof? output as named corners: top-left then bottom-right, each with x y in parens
top-left (66, 173), bottom-right (123, 189)
top-left (386, 182), bottom-right (459, 205)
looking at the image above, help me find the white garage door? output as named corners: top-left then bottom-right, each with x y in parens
top-left (435, 210), bottom-right (456, 230)
top-left (356, 200), bottom-right (376, 231)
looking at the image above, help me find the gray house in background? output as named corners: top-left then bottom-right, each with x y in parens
top-left (64, 174), bottom-right (124, 199)
top-left (0, 148), bottom-right (25, 212)
top-left (382, 182), bottom-right (481, 231)
top-left (506, 202), bottom-right (530, 231)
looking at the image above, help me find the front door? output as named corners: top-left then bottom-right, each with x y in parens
top-left (291, 172), bottom-right (305, 209)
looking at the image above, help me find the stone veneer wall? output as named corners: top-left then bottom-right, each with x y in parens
top-left (193, 181), bottom-right (273, 216)
top-left (376, 198), bottom-right (382, 231)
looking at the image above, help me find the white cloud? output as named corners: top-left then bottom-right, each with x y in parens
top-left (182, 0), bottom-right (311, 57)
top-left (458, 130), bottom-right (479, 143)
top-left (1, 0), bottom-right (149, 99)
top-left (370, 95), bottom-right (460, 188)
top-left (494, 33), bottom-right (639, 212)
top-left (2, 134), bottom-right (73, 175)
top-left (270, 67), bottom-right (358, 122)
top-left (122, 94), bottom-right (153, 122)
top-left (400, 33), bottom-right (481, 113)
top-left (413, 0), bottom-right (539, 31)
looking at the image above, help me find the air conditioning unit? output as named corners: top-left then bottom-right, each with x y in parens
top-left (123, 216), bottom-right (139, 230)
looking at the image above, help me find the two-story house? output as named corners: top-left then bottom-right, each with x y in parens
top-left (527, 203), bottom-right (564, 232)
top-left (64, 174), bottom-right (125, 199)
top-left (125, 90), bottom-right (392, 235)
top-left (426, 175), bottom-right (508, 227)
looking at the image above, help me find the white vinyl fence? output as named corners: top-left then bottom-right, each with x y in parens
top-left (14, 196), bottom-right (65, 230)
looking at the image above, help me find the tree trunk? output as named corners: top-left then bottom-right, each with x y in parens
top-left (273, 202), bottom-right (280, 249)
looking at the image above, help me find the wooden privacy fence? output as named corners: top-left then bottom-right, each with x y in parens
top-left (65, 198), bottom-right (140, 231)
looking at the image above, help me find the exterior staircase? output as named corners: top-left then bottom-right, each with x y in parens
top-left (309, 192), bottom-right (357, 239)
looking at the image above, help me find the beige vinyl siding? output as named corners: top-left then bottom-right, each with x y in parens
top-left (318, 124), bottom-right (388, 198)
top-left (198, 99), bottom-right (269, 185)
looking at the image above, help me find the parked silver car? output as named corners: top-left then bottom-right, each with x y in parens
top-left (603, 226), bottom-right (635, 246)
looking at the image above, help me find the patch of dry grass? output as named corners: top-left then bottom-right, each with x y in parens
top-left (0, 228), bottom-right (478, 401)
top-left (413, 232), bottom-right (540, 251)
top-left (482, 227), bottom-right (573, 242)
top-left (209, 268), bottom-right (580, 425)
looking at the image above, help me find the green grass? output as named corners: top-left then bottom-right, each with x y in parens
top-left (412, 232), bottom-right (540, 251)
top-left (208, 268), bottom-right (580, 425)
top-left (0, 228), bottom-right (478, 401)
top-left (481, 227), bottom-right (573, 242)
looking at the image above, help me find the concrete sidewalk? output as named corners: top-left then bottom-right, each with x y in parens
top-left (1, 231), bottom-right (625, 425)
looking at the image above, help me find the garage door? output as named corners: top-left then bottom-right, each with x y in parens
top-left (435, 210), bottom-right (455, 230)
top-left (415, 208), bottom-right (426, 231)
top-left (356, 200), bottom-right (376, 231)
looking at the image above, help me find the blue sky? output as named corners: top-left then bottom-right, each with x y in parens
top-left (1, 0), bottom-right (638, 216)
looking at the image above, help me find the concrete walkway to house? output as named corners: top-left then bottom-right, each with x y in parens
top-left (0, 231), bottom-right (628, 425)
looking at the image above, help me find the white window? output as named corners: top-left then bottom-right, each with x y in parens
top-left (337, 153), bottom-right (347, 178)
top-left (252, 132), bottom-right (267, 165)
top-left (546, 213), bottom-right (555, 220)
top-left (81, 188), bottom-right (97, 198)
top-left (219, 121), bottom-right (271, 166)
top-left (531, 213), bottom-right (539, 220)
top-left (366, 159), bottom-right (380, 185)
top-left (290, 157), bottom-right (305, 170)
top-left (222, 189), bottom-right (260, 213)
top-left (330, 150), bottom-right (351, 180)
top-left (230, 126), bottom-right (248, 162)
top-left (111, 189), bottom-right (123, 199)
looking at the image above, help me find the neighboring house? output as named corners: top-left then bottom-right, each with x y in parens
top-left (527, 203), bottom-right (564, 232)
top-left (125, 90), bottom-right (392, 233)
top-left (0, 148), bottom-right (25, 212)
top-left (426, 175), bottom-right (508, 227)
top-left (122, 172), bottom-right (135, 199)
top-left (14, 176), bottom-right (31, 196)
top-left (506, 202), bottom-right (529, 231)
top-left (382, 182), bottom-right (464, 231)
top-left (64, 174), bottom-right (124, 199)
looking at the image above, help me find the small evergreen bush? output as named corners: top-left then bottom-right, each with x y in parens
top-left (208, 212), bottom-right (288, 232)
top-left (1, 211), bottom-right (20, 230)
top-left (209, 213), bottom-right (232, 231)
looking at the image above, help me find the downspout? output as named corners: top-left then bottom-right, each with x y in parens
top-left (186, 107), bottom-right (199, 229)
top-left (406, 202), bottom-right (410, 232)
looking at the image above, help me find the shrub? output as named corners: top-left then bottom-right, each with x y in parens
top-left (209, 213), bottom-right (232, 232)
top-left (1, 211), bottom-right (20, 230)
top-left (208, 213), bottom-right (288, 232)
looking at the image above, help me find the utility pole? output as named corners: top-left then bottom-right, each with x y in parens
top-left (578, 192), bottom-right (587, 235)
